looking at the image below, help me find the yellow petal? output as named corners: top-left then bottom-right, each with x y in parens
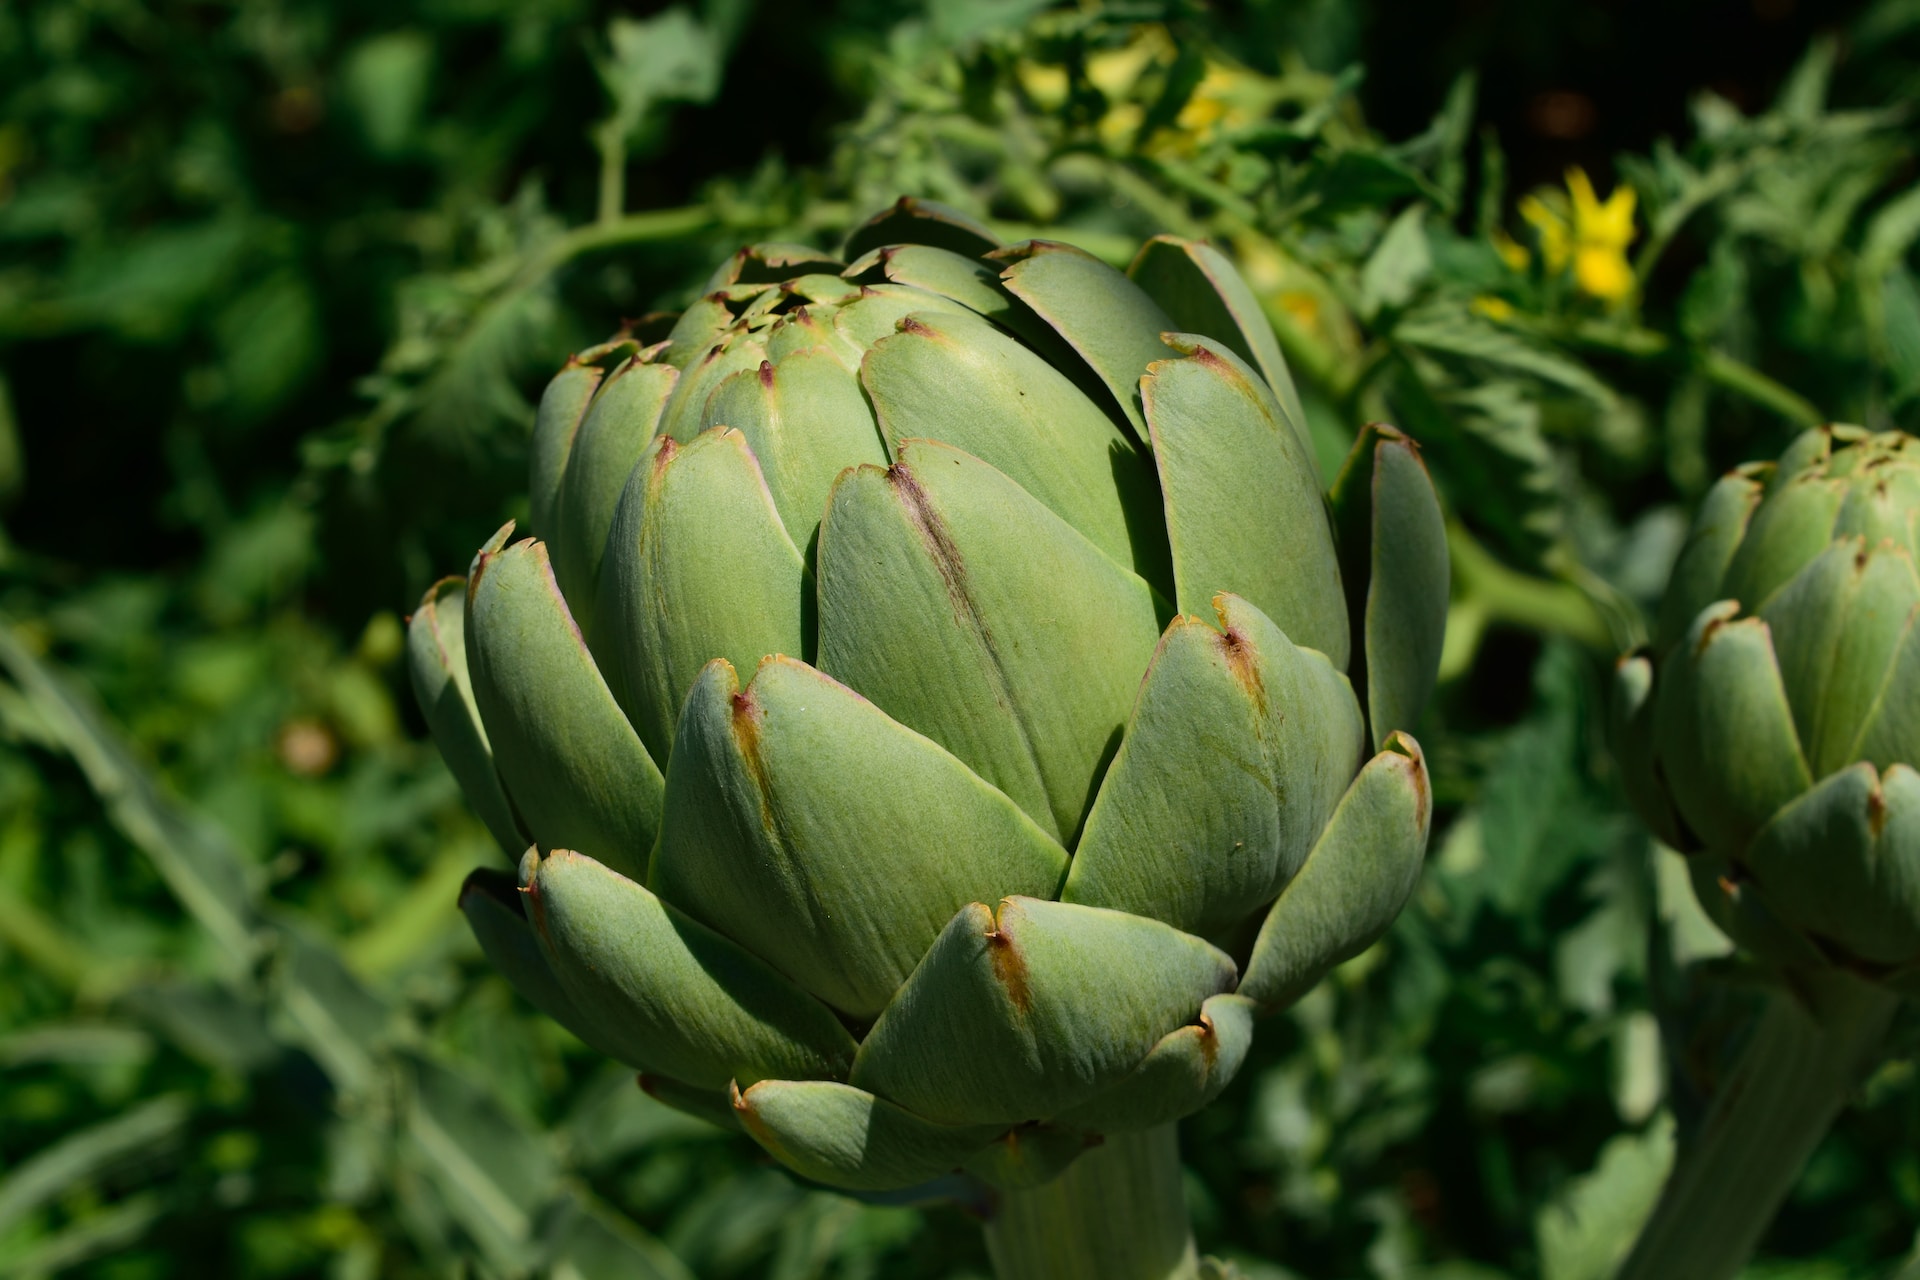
top-left (1567, 167), bottom-right (1637, 250)
top-left (1471, 295), bottom-right (1517, 322)
top-left (1592, 186), bottom-right (1638, 249)
top-left (1575, 246), bottom-right (1635, 301)
top-left (1566, 168), bottom-right (1602, 222)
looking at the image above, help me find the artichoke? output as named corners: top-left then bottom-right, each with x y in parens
top-left (1615, 425), bottom-right (1920, 992)
top-left (409, 198), bottom-right (1448, 1195)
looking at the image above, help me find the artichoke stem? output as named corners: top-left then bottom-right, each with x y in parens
top-left (1618, 973), bottom-right (1900, 1280)
top-left (982, 1124), bottom-right (1199, 1280)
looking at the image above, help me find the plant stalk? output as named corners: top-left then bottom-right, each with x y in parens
top-left (982, 1124), bottom-right (1199, 1280)
top-left (1617, 972), bottom-right (1900, 1280)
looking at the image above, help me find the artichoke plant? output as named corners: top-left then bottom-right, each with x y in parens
top-left (408, 198), bottom-right (1447, 1276)
top-left (1612, 424), bottom-right (1917, 1280)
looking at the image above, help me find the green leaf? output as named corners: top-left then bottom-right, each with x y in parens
top-left (1653, 466), bottom-right (1766, 652)
top-left (466, 530), bottom-right (663, 881)
top-left (1126, 236), bottom-right (1313, 472)
top-left (1051, 993), bottom-right (1255, 1133)
top-left (1744, 762), bottom-right (1920, 966)
top-left (278, 931), bottom-right (388, 1093)
top-left (1143, 334), bottom-right (1349, 669)
top-left (849, 897), bottom-right (1237, 1125)
top-left (1239, 733), bottom-right (1431, 1009)
top-left (858, 307), bottom-right (1168, 587)
top-left (212, 271), bottom-right (322, 421)
top-left (1654, 604), bottom-right (1813, 852)
top-left (1760, 539), bottom-right (1920, 776)
top-left (547, 1186), bottom-right (698, 1280)
top-left (407, 577), bottom-right (524, 858)
top-left (404, 1054), bottom-right (559, 1276)
top-left (1395, 306), bottom-right (1615, 409)
top-left (1064, 595), bottom-right (1363, 940)
top-left (0, 622), bottom-right (260, 967)
top-left (1773, 35), bottom-right (1836, 123)
top-left (523, 847), bottom-right (858, 1088)
top-left (1881, 266), bottom-right (1920, 405)
top-left (341, 30), bottom-right (435, 156)
top-left (733, 1079), bottom-right (1001, 1191)
top-left (553, 359), bottom-right (678, 635)
top-left (531, 361), bottom-right (609, 545)
top-left (458, 869), bottom-right (597, 1044)
top-left (0, 1195), bottom-right (167, 1276)
top-left (997, 239), bottom-right (1176, 441)
top-left (1358, 206), bottom-right (1431, 319)
top-left (1535, 1116), bottom-right (1674, 1280)
top-left (596, 8), bottom-right (724, 141)
top-left (1717, 475), bottom-right (1847, 615)
top-left (0, 1094), bottom-right (190, 1238)
top-left (656, 334), bottom-right (768, 444)
top-left (816, 440), bottom-right (1163, 845)
top-left (1611, 655), bottom-right (1689, 851)
top-left (855, 243), bottom-right (1081, 369)
top-left (697, 347), bottom-right (889, 550)
top-left (1329, 423), bottom-right (1450, 747)
top-left (651, 657), bottom-right (1067, 1019)
top-left (593, 429), bottom-right (809, 768)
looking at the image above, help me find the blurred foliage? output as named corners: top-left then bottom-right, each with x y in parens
top-left (4, 0), bottom-right (1920, 1277)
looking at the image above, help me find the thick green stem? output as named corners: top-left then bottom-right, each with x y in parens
top-left (1617, 974), bottom-right (1900, 1280)
top-left (1438, 523), bottom-right (1622, 680)
top-left (982, 1125), bottom-right (1198, 1280)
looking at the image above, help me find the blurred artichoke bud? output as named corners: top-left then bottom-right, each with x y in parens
top-left (1614, 426), bottom-right (1920, 991)
top-left (410, 197), bottom-right (1449, 1193)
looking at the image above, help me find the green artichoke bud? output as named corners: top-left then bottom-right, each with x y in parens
top-left (1615, 425), bottom-right (1920, 992)
top-left (411, 197), bottom-right (1449, 1193)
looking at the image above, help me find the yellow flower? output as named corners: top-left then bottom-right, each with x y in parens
top-left (1574, 244), bottom-right (1635, 301)
top-left (1514, 168), bottom-right (1638, 302)
top-left (1471, 295), bottom-right (1516, 322)
top-left (1565, 167), bottom-right (1637, 302)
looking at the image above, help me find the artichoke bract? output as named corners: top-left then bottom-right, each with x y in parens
top-left (1615, 426), bottom-right (1920, 993)
top-left (409, 198), bottom-right (1448, 1193)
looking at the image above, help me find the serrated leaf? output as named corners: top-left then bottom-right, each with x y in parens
top-left (0, 1094), bottom-right (190, 1237)
top-left (405, 1054), bottom-right (561, 1275)
top-left (1536, 1115), bottom-right (1674, 1280)
top-left (1394, 307), bottom-right (1615, 409)
top-left (1359, 206), bottom-right (1431, 319)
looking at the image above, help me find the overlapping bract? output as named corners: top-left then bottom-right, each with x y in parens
top-left (1615, 426), bottom-right (1920, 993)
top-left (410, 198), bottom-right (1448, 1192)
